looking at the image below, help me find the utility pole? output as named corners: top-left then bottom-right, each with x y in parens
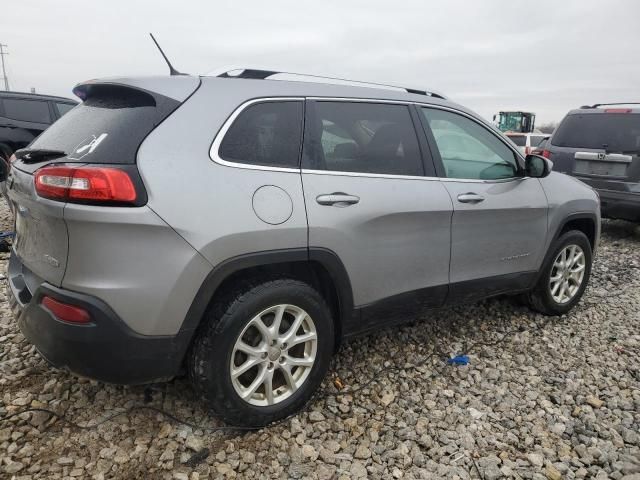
top-left (0, 43), bottom-right (9, 91)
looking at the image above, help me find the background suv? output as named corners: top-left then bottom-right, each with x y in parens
top-left (5, 70), bottom-right (600, 426)
top-left (545, 103), bottom-right (640, 221)
top-left (0, 91), bottom-right (77, 161)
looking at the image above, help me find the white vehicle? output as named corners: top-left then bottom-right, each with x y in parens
top-left (506, 133), bottom-right (548, 155)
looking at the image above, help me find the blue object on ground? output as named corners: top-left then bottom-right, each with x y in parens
top-left (0, 231), bottom-right (14, 239)
top-left (447, 355), bottom-right (470, 366)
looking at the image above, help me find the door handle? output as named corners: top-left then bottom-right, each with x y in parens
top-left (457, 192), bottom-right (485, 204)
top-left (316, 192), bottom-right (360, 207)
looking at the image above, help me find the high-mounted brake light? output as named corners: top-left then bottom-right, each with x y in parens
top-left (41, 295), bottom-right (91, 324)
top-left (604, 108), bottom-right (632, 113)
top-left (34, 166), bottom-right (137, 204)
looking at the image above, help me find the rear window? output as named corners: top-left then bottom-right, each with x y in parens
top-left (2, 98), bottom-right (51, 123)
top-left (219, 101), bottom-right (303, 169)
top-left (507, 135), bottom-right (526, 147)
top-left (29, 85), bottom-right (179, 164)
top-left (552, 113), bottom-right (640, 152)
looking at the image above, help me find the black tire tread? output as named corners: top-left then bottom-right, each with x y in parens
top-left (188, 277), bottom-right (332, 427)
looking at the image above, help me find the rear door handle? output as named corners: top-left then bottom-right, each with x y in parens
top-left (457, 193), bottom-right (485, 204)
top-left (316, 193), bottom-right (360, 207)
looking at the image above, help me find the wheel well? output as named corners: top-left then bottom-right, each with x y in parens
top-left (559, 217), bottom-right (596, 249)
top-left (209, 261), bottom-right (343, 349)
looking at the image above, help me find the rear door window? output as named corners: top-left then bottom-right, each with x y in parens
top-left (303, 101), bottom-right (424, 176)
top-left (552, 113), bottom-right (640, 152)
top-left (2, 98), bottom-right (51, 123)
top-left (28, 85), bottom-right (179, 164)
top-left (219, 101), bottom-right (303, 169)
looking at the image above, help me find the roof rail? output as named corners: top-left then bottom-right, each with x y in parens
top-left (580, 102), bottom-right (640, 109)
top-left (211, 67), bottom-right (447, 100)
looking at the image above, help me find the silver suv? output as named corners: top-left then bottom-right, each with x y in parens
top-left (5, 69), bottom-right (600, 426)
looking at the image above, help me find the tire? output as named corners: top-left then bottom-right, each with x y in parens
top-left (189, 278), bottom-right (334, 427)
top-left (527, 230), bottom-right (592, 316)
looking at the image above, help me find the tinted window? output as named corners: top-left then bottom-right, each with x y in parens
top-left (2, 98), bottom-right (51, 123)
top-left (529, 135), bottom-right (546, 147)
top-left (219, 101), bottom-right (303, 168)
top-left (30, 85), bottom-right (178, 164)
top-left (507, 135), bottom-right (526, 147)
top-left (55, 102), bottom-right (75, 117)
top-left (552, 113), bottom-right (640, 152)
top-left (422, 108), bottom-right (519, 180)
top-left (304, 102), bottom-right (423, 176)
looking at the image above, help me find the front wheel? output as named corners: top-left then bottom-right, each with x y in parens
top-left (527, 230), bottom-right (593, 315)
top-left (189, 278), bottom-right (334, 427)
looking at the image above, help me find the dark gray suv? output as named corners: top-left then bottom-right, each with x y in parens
top-left (0, 91), bottom-right (77, 161)
top-left (545, 104), bottom-right (640, 221)
top-left (5, 69), bottom-right (600, 426)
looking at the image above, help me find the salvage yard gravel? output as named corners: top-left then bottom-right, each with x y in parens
top-left (1, 200), bottom-right (639, 479)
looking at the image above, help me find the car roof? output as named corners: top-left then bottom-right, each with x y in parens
top-left (0, 90), bottom-right (78, 103)
top-left (569, 103), bottom-right (640, 115)
top-left (76, 72), bottom-right (501, 133)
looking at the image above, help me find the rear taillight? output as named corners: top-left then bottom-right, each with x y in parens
top-left (525, 146), bottom-right (532, 155)
top-left (542, 149), bottom-right (551, 159)
top-left (34, 166), bottom-right (138, 204)
top-left (41, 295), bottom-right (91, 324)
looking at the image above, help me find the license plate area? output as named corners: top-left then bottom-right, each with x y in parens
top-left (574, 160), bottom-right (628, 177)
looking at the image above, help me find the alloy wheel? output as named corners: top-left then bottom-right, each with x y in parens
top-left (230, 304), bottom-right (318, 406)
top-left (549, 244), bottom-right (586, 304)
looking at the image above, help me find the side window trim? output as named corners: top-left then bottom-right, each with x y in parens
top-left (209, 97), bottom-right (305, 173)
top-left (301, 98), bottom-right (431, 179)
top-left (416, 104), bottom-right (525, 182)
top-left (48, 101), bottom-right (58, 121)
top-left (407, 104), bottom-right (437, 177)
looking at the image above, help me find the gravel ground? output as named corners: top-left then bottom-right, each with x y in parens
top-left (1, 200), bottom-right (639, 480)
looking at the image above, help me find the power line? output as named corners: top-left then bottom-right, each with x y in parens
top-left (0, 43), bottom-right (9, 91)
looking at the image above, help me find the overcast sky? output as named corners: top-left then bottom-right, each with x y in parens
top-left (2, 0), bottom-right (639, 123)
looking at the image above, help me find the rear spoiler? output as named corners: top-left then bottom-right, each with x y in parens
top-left (73, 76), bottom-right (200, 103)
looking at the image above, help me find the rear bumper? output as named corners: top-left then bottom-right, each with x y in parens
top-left (8, 252), bottom-right (186, 384)
top-left (575, 177), bottom-right (640, 221)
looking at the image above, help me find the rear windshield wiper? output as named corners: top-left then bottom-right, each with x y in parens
top-left (14, 148), bottom-right (67, 163)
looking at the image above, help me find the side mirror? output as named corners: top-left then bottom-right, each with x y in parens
top-left (525, 154), bottom-right (552, 178)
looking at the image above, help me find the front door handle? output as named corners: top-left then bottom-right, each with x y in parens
top-left (316, 192), bottom-right (360, 207)
top-left (457, 192), bottom-right (485, 204)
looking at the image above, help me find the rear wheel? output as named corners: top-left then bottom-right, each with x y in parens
top-left (189, 278), bottom-right (334, 427)
top-left (527, 230), bottom-right (592, 315)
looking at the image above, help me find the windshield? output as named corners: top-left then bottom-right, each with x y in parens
top-left (552, 113), bottom-right (640, 152)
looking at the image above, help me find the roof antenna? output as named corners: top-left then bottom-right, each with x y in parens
top-left (149, 33), bottom-right (184, 76)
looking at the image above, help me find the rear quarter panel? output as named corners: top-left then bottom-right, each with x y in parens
top-left (136, 81), bottom-right (308, 275)
top-left (62, 204), bottom-right (212, 336)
